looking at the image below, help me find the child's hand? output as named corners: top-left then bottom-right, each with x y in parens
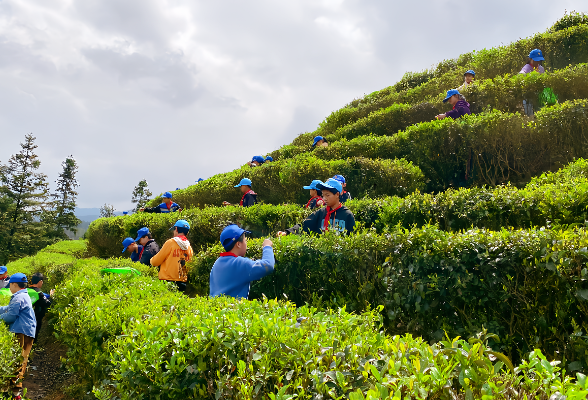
top-left (276, 231), bottom-right (287, 237)
top-left (435, 114), bottom-right (446, 120)
top-left (139, 207), bottom-right (145, 212)
top-left (263, 239), bottom-right (273, 247)
top-left (50, 289), bottom-right (55, 297)
top-left (222, 201), bottom-right (231, 206)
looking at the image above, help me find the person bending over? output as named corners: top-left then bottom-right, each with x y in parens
top-left (436, 89), bottom-right (471, 120)
top-left (209, 224), bottom-right (275, 299)
top-left (134, 227), bottom-right (161, 266)
top-left (278, 178), bottom-right (355, 236)
top-left (122, 237), bottom-right (143, 262)
top-left (140, 191), bottom-right (182, 213)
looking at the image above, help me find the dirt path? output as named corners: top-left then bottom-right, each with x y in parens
top-left (22, 319), bottom-right (75, 400)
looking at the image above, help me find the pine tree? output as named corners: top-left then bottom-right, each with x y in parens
top-left (50, 156), bottom-right (81, 239)
top-left (100, 203), bottom-right (116, 218)
top-left (0, 133), bottom-right (50, 262)
top-left (131, 179), bottom-right (152, 212)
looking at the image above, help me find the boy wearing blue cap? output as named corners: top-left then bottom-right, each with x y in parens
top-left (134, 227), bottom-right (160, 266)
top-left (122, 237), bottom-right (144, 262)
top-left (332, 175), bottom-right (352, 203)
top-left (0, 266), bottom-right (9, 288)
top-left (458, 70), bottom-right (475, 91)
top-left (303, 180), bottom-right (325, 209)
top-left (223, 178), bottom-right (258, 207)
top-left (29, 272), bottom-right (54, 343)
top-left (209, 224), bottom-right (275, 299)
top-left (247, 155), bottom-right (265, 167)
top-left (436, 89), bottom-right (471, 120)
top-left (312, 136), bottom-right (328, 148)
top-left (150, 220), bottom-right (193, 292)
top-left (140, 191), bottom-right (182, 213)
top-left (278, 178), bottom-right (355, 236)
top-left (1, 273), bottom-right (36, 400)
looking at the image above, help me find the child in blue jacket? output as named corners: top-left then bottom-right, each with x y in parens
top-left (0, 273), bottom-right (37, 400)
top-left (209, 225), bottom-right (275, 299)
top-left (140, 191), bottom-right (182, 213)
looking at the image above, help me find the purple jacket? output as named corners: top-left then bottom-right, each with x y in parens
top-left (445, 100), bottom-right (471, 119)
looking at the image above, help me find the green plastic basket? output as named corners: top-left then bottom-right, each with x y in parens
top-left (0, 288), bottom-right (40, 304)
top-left (100, 267), bottom-right (141, 276)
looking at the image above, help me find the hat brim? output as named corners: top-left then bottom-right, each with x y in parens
top-left (303, 186), bottom-right (314, 189)
top-left (316, 182), bottom-right (338, 192)
top-left (234, 184), bottom-right (242, 187)
top-left (531, 56), bottom-right (544, 61)
top-left (122, 246), bottom-right (128, 253)
top-left (442, 97), bottom-right (451, 103)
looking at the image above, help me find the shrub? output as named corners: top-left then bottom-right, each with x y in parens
top-left (0, 306), bottom-right (22, 393)
top-left (315, 100), bottom-right (588, 190)
top-left (146, 155), bottom-right (425, 209)
top-left (189, 226), bottom-right (588, 369)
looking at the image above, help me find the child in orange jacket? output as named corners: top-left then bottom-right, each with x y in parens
top-left (150, 219), bottom-right (194, 292)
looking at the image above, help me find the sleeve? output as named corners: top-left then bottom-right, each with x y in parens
top-left (444, 108), bottom-right (459, 119)
top-left (172, 203), bottom-right (182, 212)
top-left (150, 241), bottom-right (171, 267)
top-left (142, 205), bottom-right (161, 213)
top-left (302, 210), bottom-right (323, 234)
top-left (246, 246), bottom-right (275, 281)
top-left (519, 64), bottom-right (531, 74)
top-left (0, 300), bottom-right (19, 324)
top-left (316, 198), bottom-right (324, 207)
top-left (346, 213), bottom-right (356, 233)
top-left (243, 194), bottom-right (256, 207)
top-left (0, 305), bottom-right (7, 313)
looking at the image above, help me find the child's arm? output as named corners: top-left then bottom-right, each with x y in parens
top-left (0, 301), bottom-right (19, 324)
top-left (246, 240), bottom-right (275, 281)
top-left (149, 240), bottom-right (171, 267)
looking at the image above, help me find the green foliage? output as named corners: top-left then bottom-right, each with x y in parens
top-left (47, 156), bottom-right (81, 240)
top-left (145, 155), bottom-right (425, 209)
top-left (314, 100), bottom-right (588, 190)
top-left (0, 323), bottom-right (21, 393)
top-left (551, 11), bottom-right (588, 32)
top-left (131, 179), bottom-right (153, 212)
top-left (190, 226), bottom-right (588, 369)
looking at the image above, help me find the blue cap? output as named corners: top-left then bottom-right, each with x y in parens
top-left (134, 227), bottom-right (150, 242)
top-left (0, 266), bottom-right (7, 274)
top-left (252, 155), bottom-right (265, 164)
top-left (312, 136), bottom-right (325, 147)
top-left (220, 224), bottom-right (251, 251)
top-left (529, 49), bottom-right (544, 61)
top-left (9, 273), bottom-right (27, 283)
top-left (464, 70), bottom-right (475, 76)
top-left (332, 174), bottom-right (346, 184)
top-left (265, 156), bottom-right (273, 162)
top-left (122, 237), bottom-right (134, 253)
top-left (234, 178), bottom-right (252, 187)
top-left (317, 178), bottom-right (343, 194)
top-left (303, 179), bottom-right (323, 190)
top-left (171, 219), bottom-right (190, 231)
top-left (123, 211), bottom-right (128, 215)
top-left (163, 192), bottom-right (173, 199)
top-left (443, 89), bottom-right (460, 103)
top-left (176, 188), bottom-right (180, 190)
top-left (197, 178), bottom-right (204, 182)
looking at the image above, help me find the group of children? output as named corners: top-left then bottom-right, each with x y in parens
top-left (0, 270), bottom-right (53, 399)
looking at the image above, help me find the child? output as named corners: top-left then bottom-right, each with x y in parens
top-left (122, 237), bottom-right (144, 262)
top-left (140, 192), bottom-right (182, 213)
top-left (457, 70), bottom-right (475, 91)
top-left (150, 220), bottom-right (193, 293)
top-left (0, 273), bottom-right (36, 400)
top-left (303, 180), bottom-right (325, 209)
top-left (247, 155), bottom-right (265, 167)
top-left (436, 89), bottom-right (471, 120)
top-left (209, 224), bottom-right (275, 299)
top-left (265, 156), bottom-right (274, 162)
top-left (134, 227), bottom-right (160, 266)
top-left (0, 266), bottom-right (9, 288)
top-left (223, 178), bottom-right (258, 207)
top-left (278, 178), bottom-right (355, 236)
top-left (29, 272), bottom-right (54, 342)
top-left (520, 49), bottom-right (545, 74)
top-left (312, 136), bottom-right (328, 148)
top-left (332, 175), bottom-right (352, 203)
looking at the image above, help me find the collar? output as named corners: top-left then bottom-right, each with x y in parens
top-left (305, 195), bottom-right (321, 208)
top-left (219, 252), bottom-right (238, 257)
top-left (176, 235), bottom-right (188, 241)
top-left (240, 189), bottom-right (255, 206)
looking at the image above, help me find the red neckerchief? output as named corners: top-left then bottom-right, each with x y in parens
top-left (305, 195), bottom-right (322, 209)
top-left (239, 190), bottom-right (255, 206)
top-left (165, 202), bottom-right (171, 210)
top-left (219, 252), bottom-right (238, 257)
top-left (323, 203), bottom-right (342, 231)
top-left (138, 246), bottom-right (145, 260)
top-left (176, 235), bottom-right (188, 241)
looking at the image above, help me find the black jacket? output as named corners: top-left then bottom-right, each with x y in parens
top-left (285, 205), bottom-right (355, 235)
top-left (242, 193), bottom-right (257, 207)
top-left (140, 240), bottom-right (161, 266)
top-left (340, 191), bottom-right (352, 203)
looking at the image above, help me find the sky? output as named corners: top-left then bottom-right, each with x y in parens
top-left (0, 0), bottom-right (585, 210)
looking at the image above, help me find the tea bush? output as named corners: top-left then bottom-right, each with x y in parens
top-left (146, 155), bottom-right (425, 209)
top-left (0, 303), bottom-right (22, 393)
top-left (189, 226), bottom-right (588, 369)
top-left (315, 99), bottom-right (588, 190)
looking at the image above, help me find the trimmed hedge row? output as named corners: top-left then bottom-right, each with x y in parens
top-left (88, 158), bottom-right (588, 259)
top-left (36, 249), bottom-right (585, 399)
top-left (189, 226), bottom-right (588, 369)
top-left (146, 155), bottom-right (425, 209)
top-left (311, 22), bottom-right (588, 140)
top-left (314, 99), bottom-right (588, 190)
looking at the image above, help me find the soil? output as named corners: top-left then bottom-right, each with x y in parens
top-left (21, 318), bottom-right (77, 400)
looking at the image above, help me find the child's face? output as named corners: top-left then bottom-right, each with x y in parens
top-left (322, 191), bottom-right (340, 208)
top-left (309, 189), bottom-right (318, 197)
top-left (465, 73), bottom-right (474, 83)
top-left (9, 282), bottom-right (21, 294)
top-left (448, 94), bottom-right (459, 106)
top-left (139, 236), bottom-right (149, 245)
top-left (164, 198), bottom-right (172, 204)
top-left (234, 236), bottom-right (248, 257)
top-left (240, 185), bottom-right (250, 194)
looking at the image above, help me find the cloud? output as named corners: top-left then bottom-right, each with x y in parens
top-left (0, 0), bottom-right (584, 210)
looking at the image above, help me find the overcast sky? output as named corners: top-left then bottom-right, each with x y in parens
top-left (0, 0), bottom-right (584, 210)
